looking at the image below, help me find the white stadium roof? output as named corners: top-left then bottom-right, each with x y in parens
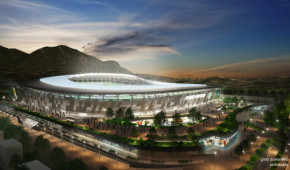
top-left (21, 73), bottom-right (214, 94)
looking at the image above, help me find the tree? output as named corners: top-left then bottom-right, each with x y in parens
top-left (22, 150), bottom-right (40, 163)
top-left (105, 108), bottom-right (114, 118)
top-left (49, 147), bottom-right (66, 169)
top-left (99, 166), bottom-right (108, 170)
top-left (115, 108), bottom-right (124, 119)
top-left (34, 135), bottom-right (51, 152)
top-left (130, 127), bottom-right (139, 139)
top-left (9, 154), bottom-right (21, 169)
top-left (147, 127), bottom-right (157, 140)
top-left (241, 140), bottom-right (250, 150)
top-left (66, 159), bottom-right (87, 170)
top-left (19, 131), bottom-right (33, 152)
top-left (15, 165), bottom-right (29, 170)
top-left (187, 127), bottom-right (197, 142)
top-left (172, 113), bottom-right (181, 126)
top-left (167, 126), bottom-right (177, 142)
top-left (4, 124), bottom-right (23, 140)
top-left (153, 111), bottom-right (166, 126)
top-left (188, 108), bottom-right (202, 123)
top-left (234, 144), bottom-right (243, 156)
top-left (124, 107), bottom-right (134, 120)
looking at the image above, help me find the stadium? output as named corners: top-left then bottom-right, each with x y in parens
top-left (14, 73), bottom-right (220, 118)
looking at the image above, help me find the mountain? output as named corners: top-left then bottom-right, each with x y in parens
top-left (136, 74), bottom-right (175, 82)
top-left (0, 45), bottom-right (132, 80)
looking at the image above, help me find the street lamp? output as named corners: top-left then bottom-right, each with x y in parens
top-left (242, 150), bottom-right (245, 163)
top-left (71, 136), bottom-right (74, 148)
top-left (214, 151), bottom-right (217, 170)
top-left (83, 141), bottom-right (86, 155)
top-left (98, 145), bottom-right (101, 160)
top-left (116, 152), bottom-right (118, 167)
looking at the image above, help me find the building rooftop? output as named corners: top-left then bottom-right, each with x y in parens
top-left (0, 138), bottom-right (22, 148)
top-left (22, 160), bottom-right (51, 170)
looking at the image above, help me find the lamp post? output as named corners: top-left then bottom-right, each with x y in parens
top-left (242, 150), bottom-right (245, 163)
top-left (71, 136), bottom-right (74, 148)
top-left (98, 145), bottom-right (101, 160)
top-left (83, 141), bottom-right (86, 155)
top-left (214, 151), bottom-right (217, 170)
top-left (116, 152), bottom-right (118, 167)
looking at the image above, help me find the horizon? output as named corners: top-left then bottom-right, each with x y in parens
top-left (1, 0), bottom-right (290, 78)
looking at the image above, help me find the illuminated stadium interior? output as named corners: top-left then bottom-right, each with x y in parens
top-left (68, 73), bottom-right (152, 85)
top-left (38, 73), bottom-right (209, 93)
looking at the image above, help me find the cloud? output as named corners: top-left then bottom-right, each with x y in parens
top-left (81, 0), bottom-right (245, 61)
top-left (0, 0), bottom-right (68, 13)
top-left (173, 55), bottom-right (290, 78)
top-left (82, 30), bottom-right (180, 61)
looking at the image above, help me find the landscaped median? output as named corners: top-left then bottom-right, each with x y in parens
top-left (270, 141), bottom-right (286, 170)
top-left (244, 120), bottom-right (263, 131)
top-left (197, 105), bottom-right (252, 138)
top-left (238, 139), bottom-right (284, 170)
top-left (11, 104), bottom-right (251, 150)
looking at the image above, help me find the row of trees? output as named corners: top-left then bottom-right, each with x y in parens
top-left (105, 107), bottom-right (134, 120)
top-left (264, 95), bottom-right (290, 129)
top-left (153, 108), bottom-right (202, 127)
top-left (223, 97), bottom-right (246, 104)
top-left (222, 87), bottom-right (289, 97)
top-left (234, 133), bottom-right (256, 156)
top-left (10, 135), bottom-right (88, 170)
top-left (0, 117), bottom-right (92, 170)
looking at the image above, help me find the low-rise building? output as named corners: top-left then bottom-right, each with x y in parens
top-left (0, 130), bottom-right (3, 141)
top-left (0, 138), bottom-right (23, 170)
top-left (22, 160), bottom-right (51, 170)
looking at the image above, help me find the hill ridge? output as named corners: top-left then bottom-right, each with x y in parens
top-left (0, 45), bottom-right (132, 80)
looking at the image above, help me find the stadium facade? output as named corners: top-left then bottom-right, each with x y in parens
top-left (14, 73), bottom-right (220, 117)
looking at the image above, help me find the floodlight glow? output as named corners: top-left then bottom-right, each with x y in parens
top-left (39, 73), bottom-right (208, 93)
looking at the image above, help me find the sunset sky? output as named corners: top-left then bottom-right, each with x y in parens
top-left (1, 0), bottom-right (290, 77)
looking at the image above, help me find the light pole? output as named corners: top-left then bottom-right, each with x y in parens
top-left (116, 152), bottom-right (118, 167)
top-left (98, 145), bottom-right (101, 160)
top-left (214, 151), bottom-right (217, 170)
top-left (71, 136), bottom-right (74, 148)
top-left (242, 150), bottom-right (245, 163)
top-left (83, 141), bottom-right (86, 155)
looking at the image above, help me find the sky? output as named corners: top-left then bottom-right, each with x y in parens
top-left (1, 0), bottom-right (290, 77)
